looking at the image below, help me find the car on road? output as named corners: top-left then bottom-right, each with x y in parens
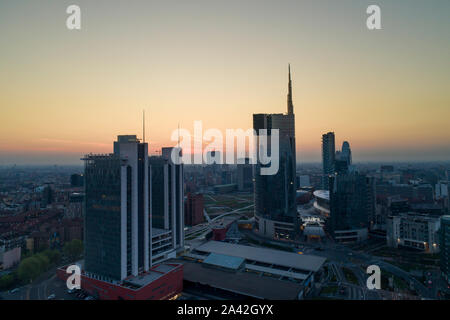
top-left (47, 294), bottom-right (56, 300)
top-left (9, 288), bottom-right (19, 294)
top-left (67, 288), bottom-right (79, 294)
top-left (85, 296), bottom-right (95, 300)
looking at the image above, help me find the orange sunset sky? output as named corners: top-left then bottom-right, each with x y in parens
top-left (1, 0), bottom-right (449, 165)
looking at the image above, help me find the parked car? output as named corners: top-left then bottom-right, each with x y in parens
top-left (47, 294), bottom-right (56, 300)
top-left (9, 288), bottom-right (19, 294)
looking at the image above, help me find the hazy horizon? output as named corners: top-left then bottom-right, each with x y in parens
top-left (1, 0), bottom-right (450, 165)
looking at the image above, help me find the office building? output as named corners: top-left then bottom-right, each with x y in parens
top-left (237, 158), bottom-right (253, 191)
top-left (253, 66), bottom-right (297, 239)
top-left (70, 135), bottom-right (183, 300)
top-left (321, 132), bottom-right (335, 190)
top-left (184, 193), bottom-right (204, 226)
top-left (386, 213), bottom-right (441, 253)
top-left (341, 141), bottom-right (352, 165)
top-left (440, 216), bottom-right (450, 284)
top-left (149, 147), bottom-right (185, 263)
top-left (327, 173), bottom-right (376, 242)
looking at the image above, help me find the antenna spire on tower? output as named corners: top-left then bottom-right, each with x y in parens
top-left (143, 109), bottom-right (146, 143)
top-left (287, 64), bottom-right (294, 115)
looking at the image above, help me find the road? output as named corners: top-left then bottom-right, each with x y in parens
top-left (0, 267), bottom-right (78, 301)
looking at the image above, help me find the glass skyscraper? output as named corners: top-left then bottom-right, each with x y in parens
top-left (83, 136), bottom-right (184, 282)
top-left (253, 66), bottom-right (297, 239)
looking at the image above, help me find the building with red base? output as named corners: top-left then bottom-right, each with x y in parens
top-left (57, 262), bottom-right (183, 300)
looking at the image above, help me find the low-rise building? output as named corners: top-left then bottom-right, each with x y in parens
top-left (386, 212), bottom-right (441, 253)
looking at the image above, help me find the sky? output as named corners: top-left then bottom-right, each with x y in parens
top-left (0, 0), bottom-right (449, 165)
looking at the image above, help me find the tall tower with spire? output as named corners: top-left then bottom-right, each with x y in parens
top-left (287, 64), bottom-right (294, 115)
top-left (252, 66), bottom-right (298, 240)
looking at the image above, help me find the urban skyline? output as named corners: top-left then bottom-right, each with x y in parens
top-left (1, 0), bottom-right (450, 305)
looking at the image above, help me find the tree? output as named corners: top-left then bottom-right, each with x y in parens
top-left (42, 249), bottom-right (61, 264)
top-left (17, 257), bottom-right (41, 283)
top-left (34, 253), bottom-right (50, 272)
top-left (0, 273), bottom-right (15, 290)
top-left (63, 239), bottom-right (83, 261)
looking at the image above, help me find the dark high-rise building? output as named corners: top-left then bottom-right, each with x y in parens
top-left (322, 132), bottom-right (335, 190)
top-left (334, 158), bottom-right (349, 175)
top-left (253, 66), bottom-right (297, 239)
top-left (327, 172), bottom-right (376, 242)
top-left (41, 185), bottom-right (53, 207)
top-left (83, 136), bottom-right (184, 282)
top-left (84, 135), bottom-right (149, 280)
top-left (70, 173), bottom-right (84, 187)
top-left (149, 147), bottom-right (184, 256)
top-left (334, 141), bottom-right (352, 175)
top-left (237, 158), bottom-right (253, 191)
top-left (184, 193), bottom-right (204, 226)
top-left (341, 141), bottom-right (352, 165)
top-left (440, 215), bottom-right (450, 285)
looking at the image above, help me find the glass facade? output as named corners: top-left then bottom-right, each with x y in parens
top-left (440, 216), bottom-right (450, 283)
top-left (84, 156), bottom-right (124, 281)
top-left (253, 113), bottom-right (297, 234)
top-left (328, 173), bottom-right (376, 237)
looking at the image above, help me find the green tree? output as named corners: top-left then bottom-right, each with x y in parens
top-left (0, 273), bottom-right (15, 290)
top-left (42, 249), bottom-right (61, 264)
top-left (17, 257), bottom-right (41, 283)
top-left (34, 253), bottom-right (50, 272)
top-left (63, 239), bottom-right (83, 261)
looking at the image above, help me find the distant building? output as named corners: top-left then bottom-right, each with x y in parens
top-left (341, 141), bottom-right (352, 165)
top-left (65, 192), bottom-right (84, 219)
top-left (70, 174), bottom-right (84, 187)
top-left (381, 165), bottom-right (394, 173)
top-left (296, 190), bottom-right (312, 205)
top-left (440, 216), bottom-right (450, 284)
top-left (237, 158), bottom-right (253, 191)
top-left (321, 132), bottom-right (335, 190)
top-left (298, 175), bottom-right (311, 188)
top-left (0, 246), bottom-right (21, 270)
top-left (313, 190), bottom-right (330, 218)
top-left (184, 193), bottom-right (204, 227)
top-left (386, 213), bottom-right (440, 253)
top-left (327, 173), bottom-right (376, 242)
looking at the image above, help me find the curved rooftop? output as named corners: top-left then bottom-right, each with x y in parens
top-left (313, 190), bottom-right (329, 201)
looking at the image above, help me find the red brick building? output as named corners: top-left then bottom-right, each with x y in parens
top-left (57, 262), bottom-right (183, 300)
top-left (184, 193), bottom-right (204, 226)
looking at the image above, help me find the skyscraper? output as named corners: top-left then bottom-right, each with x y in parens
top-left (237, 157), bottom-right (253, 191)
top-left (341, 141), bottom-right (352, 165)
top-left (322, 132), bottom-right (335, 190)
top-left (83, 136), bottom-right (184, 282)
top-left (253, 66), bottom-right (297, 239)
top-left (149, 147), bottom-right (184, 260)
top-left (327, 172), bottom-right (376, 242)
top-left (440, 215), bottom-right (450, 285)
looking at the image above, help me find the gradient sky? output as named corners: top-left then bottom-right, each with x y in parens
top-left (1, 0), bottom-right (449, 165)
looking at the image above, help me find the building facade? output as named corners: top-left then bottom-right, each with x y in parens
top-left (321, 132), bottom-right (335, 190)
top-left (184, 193), bottom-right (204, 227)
top-left (327, 173), bottom-right (376, 242)
top-left (440, 216), bottom-right (450, 284)
top-left (253, 66), bottom-right (297, 240)
top-left (386, 212), bottom-right (441, 253)
top-left (82, 136), bottom-right (184, 292)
